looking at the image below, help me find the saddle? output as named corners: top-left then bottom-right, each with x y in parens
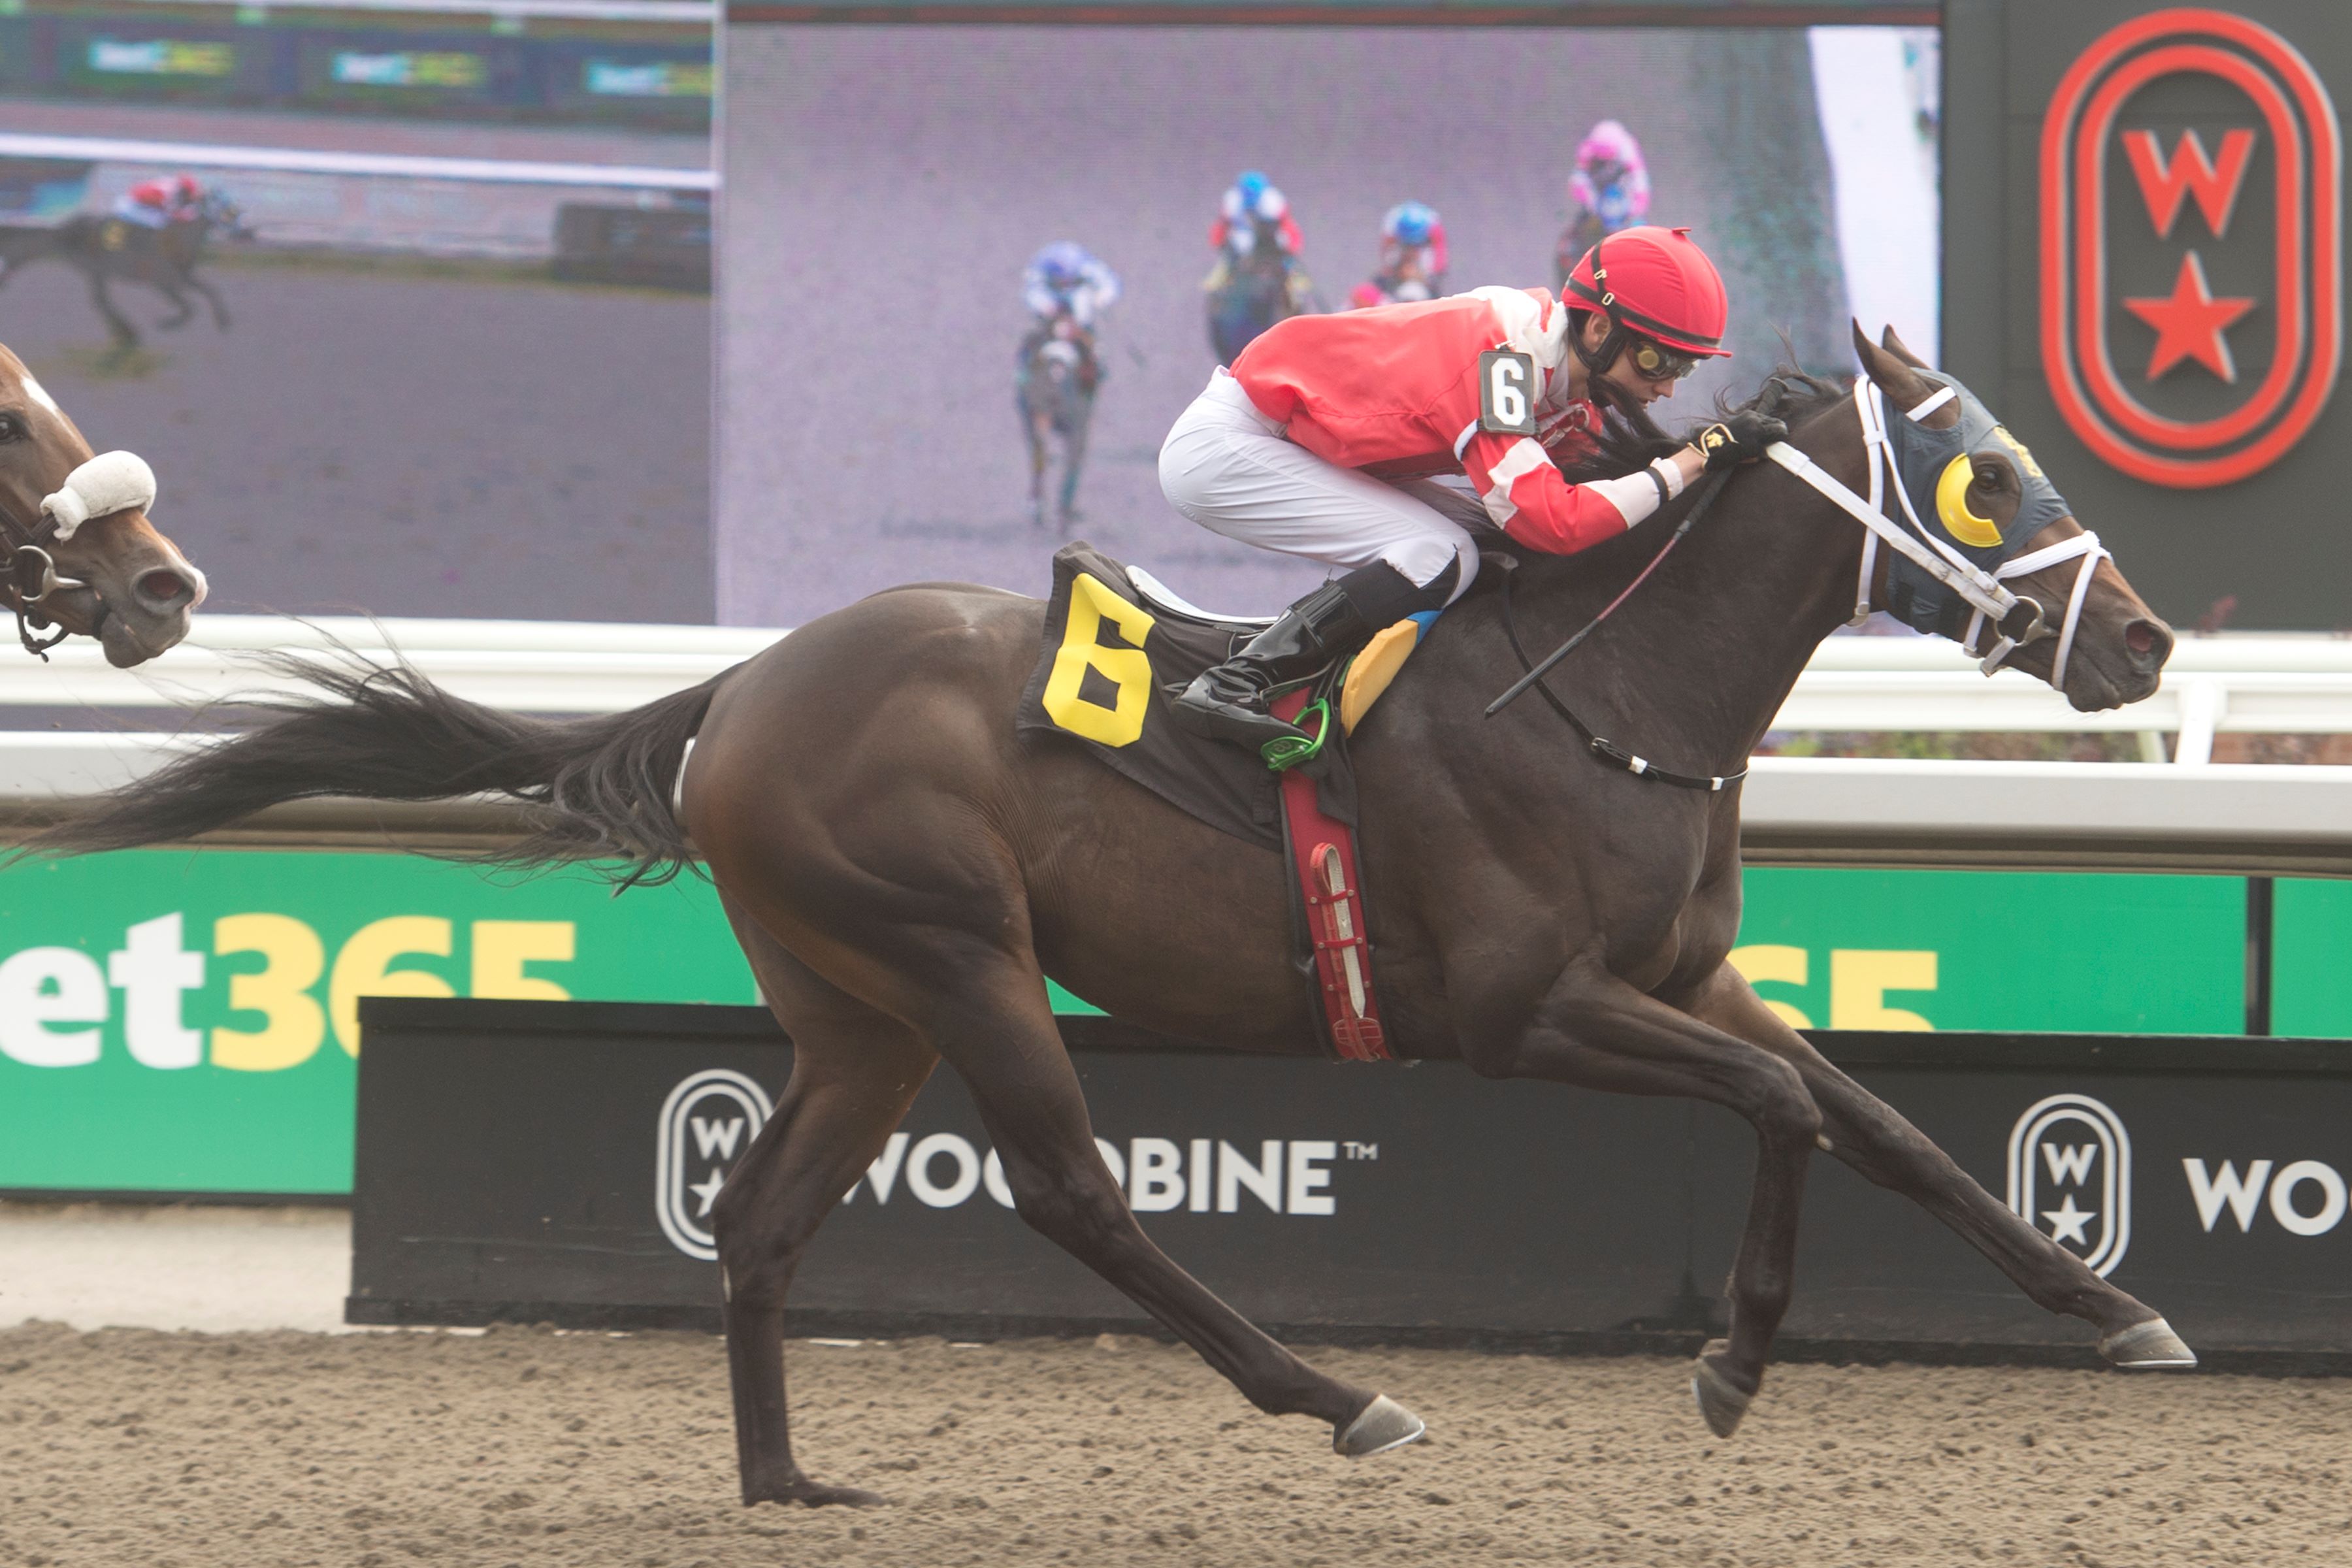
top-left (1019, 544), bottom-right (1431, 1061)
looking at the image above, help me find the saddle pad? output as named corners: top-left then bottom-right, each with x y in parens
top-left (1017, 542), bottom-right (1293, 850)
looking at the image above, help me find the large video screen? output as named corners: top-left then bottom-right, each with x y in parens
top-left (0, 7), bottom-right (713, 625)
top-left (717, 23), bottom-right (1940, 627)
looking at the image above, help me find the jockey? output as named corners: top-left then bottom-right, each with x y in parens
top-left (1570, 120), bottom-right (1651, 233)
top-left (1377, 201), bottom-right (1448, 295)
top-left (1022, 241), bottom-right (1120, 333)
top-left (1556, 120), bottom-right (1653, 289)
top-left (114, 174), bottom-right (204, 230)
top-left (1210, 171), bottom-right (1303, 262)
top-left (1160, 225), bottom-right (1785, 757)
top-left (1021, 242), bottom-right (1120, 386)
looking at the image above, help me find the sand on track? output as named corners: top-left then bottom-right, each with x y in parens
top-left (3, 1322), bottom-right (2345, 1568)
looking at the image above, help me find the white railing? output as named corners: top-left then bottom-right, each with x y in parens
top-left (0, 617), bottom-right (2341, 762)
top-left (1, 618), bottom-right (2347, 872)
top-left (0, 133), bottom-right (715, 194)
top-left (1783, 634), bottom-right (2352, 762)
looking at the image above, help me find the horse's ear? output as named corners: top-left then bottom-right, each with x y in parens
top-left (1852, 319), bottom-right (1934, 408)
top-left (1878, 325), bottom-right (1933, 370)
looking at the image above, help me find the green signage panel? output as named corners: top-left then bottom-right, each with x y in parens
top-left (0, 852), bottom-right (753, 1195)
top-left (0, 856), bottom-right (2250, 1195)
top-left (2274, 879), bottom-right (2352, 1039)
top-left (1731, 870), bottom-right (2246, 1036)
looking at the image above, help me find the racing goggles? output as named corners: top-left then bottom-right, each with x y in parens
top-left (1624, 335), bottom-right (1701, 383)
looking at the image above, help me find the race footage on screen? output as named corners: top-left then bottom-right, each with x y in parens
top-left (717, 23), bottom-right (1940, 628)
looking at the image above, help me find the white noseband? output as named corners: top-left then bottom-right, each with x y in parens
top-left (41, 451), bottom-right (158, 542)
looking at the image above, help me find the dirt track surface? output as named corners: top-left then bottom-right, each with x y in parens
top-left (3, 1324), bottom-right (2344, 1567)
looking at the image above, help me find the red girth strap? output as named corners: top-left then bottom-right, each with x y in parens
top-left (1269, 690), bottom-right (1390, 1062)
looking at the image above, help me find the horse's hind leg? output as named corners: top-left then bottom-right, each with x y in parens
top-left (710, 904), bottom-right (939, 1508)
top-left (917, 959), bottom-right (1417, 1454)
top-left (1686, 965), bottom-right (2191, 1365)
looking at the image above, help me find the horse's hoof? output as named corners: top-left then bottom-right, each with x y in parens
top-left (750, 1477), bottom-right (889, 1509)
top-left (1333, 1394), bottom-right (1426, 1458)
top-left (1690, 1340), bottom-right (1757, 1439)
top-left (2099, 1316), bottom-right (2197, 1370)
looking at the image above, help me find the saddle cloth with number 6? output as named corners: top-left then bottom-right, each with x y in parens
top-left (1018, 542), bottom-right (1439, 851)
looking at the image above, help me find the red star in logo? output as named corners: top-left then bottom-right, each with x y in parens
top-left (2123, 251), bottom-right (2256, 383)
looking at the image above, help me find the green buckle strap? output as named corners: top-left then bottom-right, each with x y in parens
top-left (1262, 696), bottom-right (1331, 773)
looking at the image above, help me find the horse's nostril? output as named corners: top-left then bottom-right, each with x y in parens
top-left (2125, 619), bottom-right (2170, 664)
top-left (135, 569), bottom-right (193, 608)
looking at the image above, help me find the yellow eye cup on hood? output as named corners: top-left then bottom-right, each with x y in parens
top-left (1935, 453), bottom-right (2003, 548)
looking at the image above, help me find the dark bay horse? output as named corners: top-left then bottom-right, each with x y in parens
top-left (0, 195), bottom-right (248, 350)
top-left (0, 343), bottom-right (206, 664)
top-left (1207, 219), bottom-right (1315, 367)
top-left (32, 325), bottom-right (2189, 1508)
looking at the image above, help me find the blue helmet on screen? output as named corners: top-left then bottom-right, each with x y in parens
top-left (1037, 240), bottom-right (1089, 287)
top-left (1235, 171), bottom-right (1270, 208)
top-left (1388, 201), bottom-right (1437, 246)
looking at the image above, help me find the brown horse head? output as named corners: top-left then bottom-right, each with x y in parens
top-left (1850, 322), bottom-right (2172, 712)
top-left (0, 344), bottom-right (206, 666)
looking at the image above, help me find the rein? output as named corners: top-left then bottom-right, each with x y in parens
top-left (1485, 466), bottom-right (1746, 793)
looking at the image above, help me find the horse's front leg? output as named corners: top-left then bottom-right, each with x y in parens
top-left (1465, 966), bottom-right (1821, 1437)
top-left (186, 269), bottom-right (231, 330)
top-left (1680, 963), bottom-right (2195, 1367)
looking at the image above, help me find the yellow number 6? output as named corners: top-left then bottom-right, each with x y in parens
top-left (1040, 572), bottom-right (1157, 747)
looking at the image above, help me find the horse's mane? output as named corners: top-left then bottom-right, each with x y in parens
top-left (1555, 362), bottom-right (1852, 486)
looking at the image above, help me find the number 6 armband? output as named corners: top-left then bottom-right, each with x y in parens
top-left (1477, 350), bottom-right (1537, 436)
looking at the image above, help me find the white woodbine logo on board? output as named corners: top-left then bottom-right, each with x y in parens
top-left (656, 1069), bottom-right (774, 1262)
top-left (2006, 1092), bottom-right (2132, 1278)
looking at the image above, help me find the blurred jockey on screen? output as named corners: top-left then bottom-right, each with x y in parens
top-left (1571, 120), bottom-right (1652, 233)
top-left (1558, 120), bottom-right (1652, 289)
top-left (1021, 242), bottom-right (1120, 384)
top-left (1211, 171), bottom-right (1303, 263)
top-left (1352, 201), bottom-right (1448, 308)
top-left (1378, 201), bottom-right (1447, 293)
top-left (1023, 242), bottom-right (1120, 333)
top-left (114, 174), bottom-right (204, 229)
top-left (1160, 225), bottom-right (1784, 757)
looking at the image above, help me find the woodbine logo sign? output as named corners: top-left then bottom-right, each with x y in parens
top-left (654, 1065), bottom-right (1360, 1261)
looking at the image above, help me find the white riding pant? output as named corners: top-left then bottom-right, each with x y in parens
top-left (1159, 368), bottom-right (1484, 604)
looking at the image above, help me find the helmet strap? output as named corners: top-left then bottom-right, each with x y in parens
top-left (1568, 233), bottom-right (1635, 382)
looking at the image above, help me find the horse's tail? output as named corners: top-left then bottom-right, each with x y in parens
top-left (22, 652), bottom-right (730, 886)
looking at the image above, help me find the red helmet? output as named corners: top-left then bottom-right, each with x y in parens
top-left (1563, 225), bottom-right (1730, 359)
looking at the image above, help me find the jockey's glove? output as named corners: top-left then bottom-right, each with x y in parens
top-left (1694, 411), bottom-right (1789, 472)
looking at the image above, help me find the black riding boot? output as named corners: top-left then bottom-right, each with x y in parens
top-left (1169, 581), bottom-right (1371, 757)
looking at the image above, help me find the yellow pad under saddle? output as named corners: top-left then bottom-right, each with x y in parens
top-left (1339, 618), bottom-right (1426, 734)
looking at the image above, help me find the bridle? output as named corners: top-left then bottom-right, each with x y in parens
top-left (0, 449), bottom-right (159, 661)
top-left (1765, 379), bottom-right (2111, 690)
top-left (1487, 373), bottom-right (2114, 789)
top-left (0, 493), bottom-right (86, 659)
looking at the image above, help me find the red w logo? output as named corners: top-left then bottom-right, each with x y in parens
top-left (2123, 127), bottom-right (2256, 238)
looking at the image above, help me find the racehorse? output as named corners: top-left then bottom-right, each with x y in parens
top-left (1016, 319), bottom-right (1096, 529)
top-left (0, 344), bottom-right (205, 665)
top-left (1206, 217), bottom-right (1315, 367)
top-left (29, 325), bottom-right (2191, 1509)
top-left (0, 192), bottom-right (250, 351)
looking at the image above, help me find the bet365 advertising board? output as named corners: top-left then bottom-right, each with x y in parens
top-left (0, 851), bottom-right (2288, 1198)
